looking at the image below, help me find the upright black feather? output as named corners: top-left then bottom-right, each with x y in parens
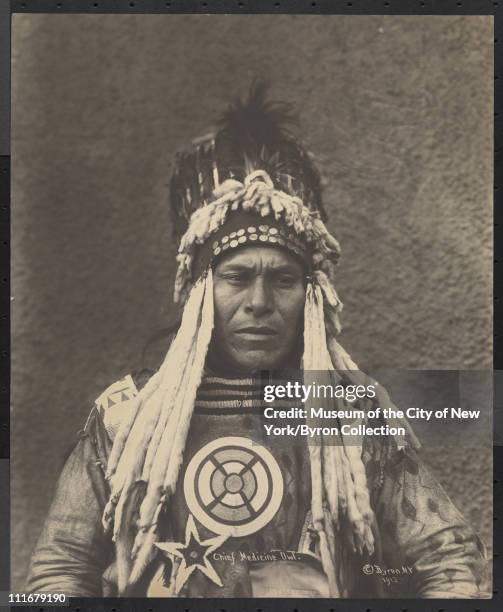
top-left (216, 80), bottom-right (298, 176)
top-left (170, 81), bottom-right (327, 241)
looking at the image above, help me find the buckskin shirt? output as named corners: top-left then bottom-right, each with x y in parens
top-left (27, 372), bottom-right (490, 598)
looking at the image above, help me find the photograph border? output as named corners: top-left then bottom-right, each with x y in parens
top-left (2, 0), bottom-right (501, 610)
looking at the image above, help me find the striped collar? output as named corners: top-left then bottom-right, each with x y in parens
top-left (194, 371), bottom-right (302, 414)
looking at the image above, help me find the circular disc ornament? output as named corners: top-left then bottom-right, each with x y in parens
top-left (183, 436), bottom-right (284, 537)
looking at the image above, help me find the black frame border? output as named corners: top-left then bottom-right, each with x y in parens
top-left (2, 1), bottom-right (501, 611)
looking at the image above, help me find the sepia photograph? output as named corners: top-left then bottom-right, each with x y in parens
top-left (10, 14), bottom-right (492, 598)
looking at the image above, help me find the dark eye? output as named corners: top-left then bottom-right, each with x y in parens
top-left (223, 272), bottom-right (249, 285)
top-left (275, 275), bottom-right (297, 287)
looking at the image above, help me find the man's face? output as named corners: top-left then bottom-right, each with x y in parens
top-left (211, 245), bottom-right (306, 372)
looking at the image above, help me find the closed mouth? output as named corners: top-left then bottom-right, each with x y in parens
top-left (235, 327), bottom-right (278, 336)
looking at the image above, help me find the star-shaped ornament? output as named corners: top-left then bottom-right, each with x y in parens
top-left (154, 514), bottom-right (228, 594)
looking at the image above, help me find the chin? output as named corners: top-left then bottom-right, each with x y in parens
top-left (232, 351), bottom-right (285, 372)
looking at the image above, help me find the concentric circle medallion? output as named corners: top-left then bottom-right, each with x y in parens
top-left (183, 436), bottom-right (284, 537)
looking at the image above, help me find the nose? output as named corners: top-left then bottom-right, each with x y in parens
top-left (244, 277), bottom-right (274, 317)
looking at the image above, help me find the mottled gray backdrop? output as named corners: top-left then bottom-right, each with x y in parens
top-left (11, 14), bottom-right (493, 589)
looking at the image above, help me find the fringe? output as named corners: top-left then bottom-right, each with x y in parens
top-left (104, 272), bottom-right (214, 592)
top-left (128, 270), bottom-right (214, 588)
top-left (303, 282), bottom-right (340, 597)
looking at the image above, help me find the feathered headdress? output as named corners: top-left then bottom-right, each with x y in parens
top-left (170, 81), bottom-right (327, 235)
top-left (101, 82), bottom-right (419, 596)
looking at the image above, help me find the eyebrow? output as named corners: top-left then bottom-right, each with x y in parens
top-left (217, 262), bottom-right (302, 274)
